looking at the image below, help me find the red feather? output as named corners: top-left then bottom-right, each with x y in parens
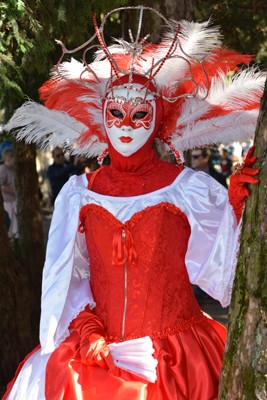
top-left (39, 79), bottom-right (106, 144)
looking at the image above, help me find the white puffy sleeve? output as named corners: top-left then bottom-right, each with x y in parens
top-left (177, 169), bottom-right (241, 307)
top-left (40, 174), bottom-right (95, 355)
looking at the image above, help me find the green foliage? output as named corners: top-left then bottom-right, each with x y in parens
top-left (0, 54), bottom-right (23, 96)
top-left (0, 0), bottom-right (128, 117)
top-left (0, 1), bottom-right (30, 108)
top-left (0, 0), bottom-right (266, 120)
top-left (194, 0), bottom-right (267, 66)
top-left (0, 1), bottom-right (47, 110)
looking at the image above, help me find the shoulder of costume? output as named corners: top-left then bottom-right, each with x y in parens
top-left (50, 174), bottom-right (88, 222)
top-left (57, 173), bottom-right (87, 196)
top-left (175, 167), bottom-right (228, 204)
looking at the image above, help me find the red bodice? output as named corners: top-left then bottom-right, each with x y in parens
top-left (79, 201), bottom-right (202, 342)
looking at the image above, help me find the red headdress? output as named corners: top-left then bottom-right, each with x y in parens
top-left (5, 6), bottom-right (265, 162)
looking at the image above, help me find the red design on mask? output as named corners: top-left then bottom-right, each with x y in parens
top-left (106, 99), bottom-right (153, 130)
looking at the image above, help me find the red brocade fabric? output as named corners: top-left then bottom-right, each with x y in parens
top-left (44, 201), bottom-right (226, 400)
top-left (79, 202), bottom-right (200, 340)
top-left (87, 158), bottom-right (182, 196)
top-left (87, 140), bottom-right (184, 196)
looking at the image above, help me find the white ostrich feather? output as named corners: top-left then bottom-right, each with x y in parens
top-left (51, 58), bottom-right (111, 92)
top-left (93, 41), bottom-right (146, 82)
top-left (177, 69), bottom-right (265, 128)
top-left (51, 58), bottom-right (88, 81)
top-left (4, 101), bottom-right (87, 151)
top-left (177, 96), bottom-right (212, 128)
top-left (151, 20), bottom-right (221, 89)
top-left (173, 109), bottom-right (259, 152)
top-left (72, 140), bottom-right (107, 158)
top-left (160, 19), bottom-right (222, 61)
top-left (90, 58), bottom-right (114, 81)
top-left (212, 69), bottom-right (266, 109)
top-left (152, 56), bottom-right (191, 91)
top-left (94, 42), bottom-right (128, 62)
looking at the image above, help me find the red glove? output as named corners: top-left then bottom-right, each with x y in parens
top-left (228, 146), bottom-right (259, 223)
top-left (70, 306), bottom-right (115, 370)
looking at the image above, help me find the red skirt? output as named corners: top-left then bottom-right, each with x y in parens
top-left (4, 315), bottom-right (226, 400)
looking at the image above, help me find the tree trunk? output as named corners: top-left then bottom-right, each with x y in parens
top-left (159, 0), bottom-right (194, 21)
top-left (121, 0), bottom-right (194, 42)
top-left (0, 191), bottom-right (32, 388)
top-left (0, 141), bottom-right (45, 393)
top-left (219, 79), bottom-right (267, 399)
top-left (14, 141), bottom-right (45, 342)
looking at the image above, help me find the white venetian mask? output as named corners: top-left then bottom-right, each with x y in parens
top-left (103, 84), bottom-right (156, 157)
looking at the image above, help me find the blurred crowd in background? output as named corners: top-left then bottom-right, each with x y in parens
top-left (0, 139), bottom-right (253, 215)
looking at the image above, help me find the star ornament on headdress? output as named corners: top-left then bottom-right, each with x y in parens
top-left (4, 5), bottom-right (266, 161)
top-left (116, 34), bottom-right (151, 57)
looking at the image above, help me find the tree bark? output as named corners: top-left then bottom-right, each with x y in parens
top-left (14, 141), bottom-right (45, 342)
top-left (0, 191), bottom-right (32, 387)
top-left (219, 79), bottom-right (267, 399)
top-left (121, 0), bottom-right (194, 42)
top-left (0, 141), bottom-right (45, 393)
top-left (160, 0), bottom-right (194, 21)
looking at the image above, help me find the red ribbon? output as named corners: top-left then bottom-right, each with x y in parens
top-left (112, 226), bottom-right (137, 267)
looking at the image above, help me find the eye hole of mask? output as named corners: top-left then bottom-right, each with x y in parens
top-left (110, 109), bottom-right (124, 118)
top-left (132, 111), bottom-right (148, 119)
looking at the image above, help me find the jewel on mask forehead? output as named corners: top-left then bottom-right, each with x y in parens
top-left (104, 85), bottom-right (159, 104)
top-left (129, 97), bottom-right (142, 105)
top-left (109, 96), bottom-right (148, 105)
top-left (114, 96), bottom-right (126, 104)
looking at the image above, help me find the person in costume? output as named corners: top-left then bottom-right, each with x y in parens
top-left (3, 6), bottom-right (264, 400)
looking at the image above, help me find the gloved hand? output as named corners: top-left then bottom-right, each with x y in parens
top-left (70, 306), bottom-right (115, 370)
top-left (228, 146), bottom-right (259, 223)
top-left (79, 333), bottom-right (115, 370)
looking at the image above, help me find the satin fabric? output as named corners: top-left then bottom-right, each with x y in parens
top-left (3, 346), bottom-right (48, 400)
top-left (4, 318), bottom-right (225, 400)
top-left (46, 332), bottom-right (148, 400)
top-left (40, 175), bottom-right (95, 354)
top-left (42, 200), bottom-right (227, 399)
top-left (44, 315), bottom-right (225, 400)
